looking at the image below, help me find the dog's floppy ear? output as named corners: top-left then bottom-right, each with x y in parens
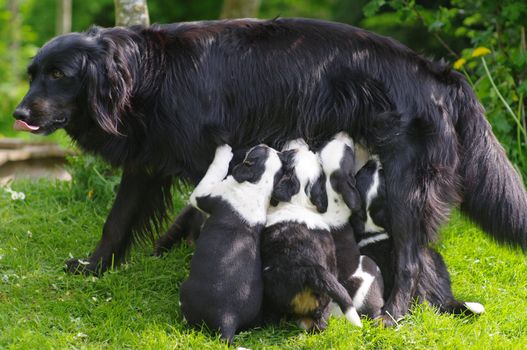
top-left (84, 33), bottom-right (135, 136)
top-left (338, 174), bottom-right (362, 213)
top-left (306, 173), bottom-right (328, 213)
top-left (271, 172), bottom-right (300, 203)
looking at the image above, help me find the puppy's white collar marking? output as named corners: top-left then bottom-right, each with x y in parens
top-left (357, 233), bottom-right (390, 248)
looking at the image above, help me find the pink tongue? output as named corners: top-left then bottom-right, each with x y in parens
top-left (13, 120), bottom-right (40, 132)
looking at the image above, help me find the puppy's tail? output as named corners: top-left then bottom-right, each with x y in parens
top-left (309, 268), bottom-right (362, 327)
top-left (455, 75), bottom-right (527, 249)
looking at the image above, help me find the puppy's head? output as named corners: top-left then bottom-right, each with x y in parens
top-left (231, 144), bottom-right (282, 188)
top-left (319, 132), bottom-right (361, 213)
top-left (13, 27), bottom-right (137, 136)
top-left (355, 159), bottom-right (388, 230)
top-left (272, 141), bottom-right (328, 213)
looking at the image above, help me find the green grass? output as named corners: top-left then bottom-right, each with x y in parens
top-left (1, 177), bottom-right (526, 349)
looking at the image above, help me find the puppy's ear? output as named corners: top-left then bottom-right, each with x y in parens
top-left (306, 173), bottom-right (328, 213)
top-left (85, 35), bottom-right (135, 136)
top-left (338, 175), bottom-right (362, 213)
top-left (271, 172), bottom-right (300, 203)
top-left (231, 165), bottom-right (253, 183)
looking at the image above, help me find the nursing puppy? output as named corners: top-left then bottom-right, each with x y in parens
top-left (353, 160), bottom-right (485, 315)
top-left (179, 144), bottom-right (282, 342)
top-left (318, 132), bottom-right (384, 319)
top-left (261, 139), bottom-right (362, 331)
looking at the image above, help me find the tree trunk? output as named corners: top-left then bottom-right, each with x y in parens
top-left (8, 0), bottom-right (20, 80)
top-left (114, 0), bottom-right (150, 27)
top-left (220, 0), bottom-right (261, 19)
top-left (56, 0), bottom-right (72, 35)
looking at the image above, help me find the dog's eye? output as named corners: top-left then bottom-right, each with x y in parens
top-left (243, 160), bottom-right (254, 167)
top-left (50, 69), bottom-right (65, 79)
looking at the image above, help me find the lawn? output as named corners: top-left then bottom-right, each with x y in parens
top-left (1, 165), bottom-right (526, 349)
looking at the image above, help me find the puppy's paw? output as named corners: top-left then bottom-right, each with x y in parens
top-left (216, 144), bottom-right (233, 161)
top-left (64, 258), bottom-right (101, 276)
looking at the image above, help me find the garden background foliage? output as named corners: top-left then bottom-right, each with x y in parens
top-left (1, 0), bottom-right (525, 178)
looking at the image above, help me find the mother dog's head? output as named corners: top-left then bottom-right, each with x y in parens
top-left (13, 27), bottom-right (139, 136)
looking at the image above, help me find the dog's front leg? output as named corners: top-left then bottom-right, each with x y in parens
top-left (189, 144), bottom-right (233, 213)
top-left (66, 168), bottom-right (172, 275)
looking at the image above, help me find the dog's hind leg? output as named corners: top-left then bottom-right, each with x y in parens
top-left (415, 247), bottom-right (485, 316)
top-left (374, 115), bottom-right (461, 326)
top-left (153, 205), bottom-right (204, 256)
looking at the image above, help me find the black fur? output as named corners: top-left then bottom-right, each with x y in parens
top-left (180, 145), bottom-right (280, 343)
top-left (261, 223), bottom-right (356, 330)
top-left (262, 146), bottom-right (360, 330)
top-left (353, 159), bottom-right (482, 316)
top-left (14, 18), bottom-right (527, 321)
top-left (319, 135), bottom-right (384, 319)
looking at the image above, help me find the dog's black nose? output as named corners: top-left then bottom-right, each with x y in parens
top-left (13, 108), bottom-right (30, 121)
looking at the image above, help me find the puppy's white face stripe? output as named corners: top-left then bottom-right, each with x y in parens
top-left (357, 233), bottom-right (390, 248)
top-left (319, 136), bottom-right (347, 175)
top-left (293, 148), bottom-right (323, 194)
top-left (319, 134), bottom-right (354, 228)
top-left (351, 256), bottom-right (376, 309)
top-left (282, 138), bottom-right (309, 151)
top-left (364, 164), bottom-right (385, 233)
top-left (267, 142), bottom-right (328, 230)
top-left (215, 149), bottom-right (281, 225)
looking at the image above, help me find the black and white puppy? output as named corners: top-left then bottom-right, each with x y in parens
top-left (318, 132), bottom-right (384, 319)
top-left (353, 159), bottom-right (485, 316)
top-left (179, 144), bottom-right (282, 343)
top-left (261, 139), bottom-right (362, 331)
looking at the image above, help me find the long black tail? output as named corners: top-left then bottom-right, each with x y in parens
top-left (455, 77), bottom-right (527, 249)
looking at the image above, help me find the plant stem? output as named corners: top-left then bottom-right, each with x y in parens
top-left (481, 57), bottom-right (527, 140)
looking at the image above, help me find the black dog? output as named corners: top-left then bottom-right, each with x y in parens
top-left (14, 18), bottom-right (527, 324)
top-left (318, 133), bottom-right (384, 319)
top-left (261, 140), bottom-right (362, 330)
top-left (180, 144), bottom-right (282, 342)
top-left (353, 159), bottom-right (485, 316)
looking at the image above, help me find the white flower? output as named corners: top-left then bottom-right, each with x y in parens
top-left (4, 187), bottom-right (26, 201)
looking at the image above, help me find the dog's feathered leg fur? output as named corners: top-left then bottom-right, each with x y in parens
top-left (65, 168), bottom-right (173, 275)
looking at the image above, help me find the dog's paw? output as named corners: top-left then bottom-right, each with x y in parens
top-left (375, 312), bottom-right (399, 328)
top-left (64, 258), bottom-right (101, 276)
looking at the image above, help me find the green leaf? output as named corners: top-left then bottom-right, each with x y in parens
top-left (363, 0), bottom-right (386, 17)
